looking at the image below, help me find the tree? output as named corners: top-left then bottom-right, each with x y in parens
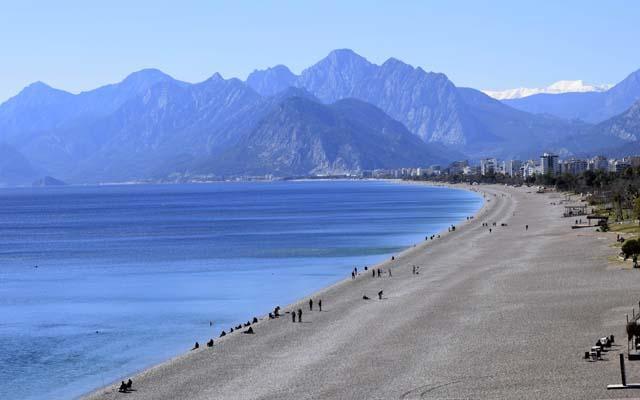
top-left (633, 197), bottom-right (640, 225)
top-left (622, 239), bottom-right (640, 261)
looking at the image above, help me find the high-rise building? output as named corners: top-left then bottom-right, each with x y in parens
top-left (480, 158), bottom-right (497, 175)
top-left (540, 153), bottom-right (559, 176)
top-left (447, 160), bottom-right (469, 175)
top-left (521, 160), bottom-right (538, 178)
top-left (560, 158), bottom-right (588, 175)
top-left (624, 156), bottom-right (640, 168)
top-left (588, 156), bottom-right (609, 171)
top-left (504, 160), bottom-right (522, 177)
top-left (611, 160), bottom-right (631, 173)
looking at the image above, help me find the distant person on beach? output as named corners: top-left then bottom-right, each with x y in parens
top-left (119, 381), bottom-right (128, 393)
top-left (126, 379), bottom-right (132, 390)
top-left (489, 228), bottom-right (492, 233)
top-left (309, 299), bottom-right (313, 311)
top-left (207, 339), bottom-right (214, 347)
top-left (377, 269), bottom-right (381, 278)
top-left (526, 225), bottom-right (529, 231)
top-left (363, 295), bottom-right (370, 300)
top-left (378, 290), bottom-right (383, 300)
top-left (297, 309), bottom-right (302, 322)
top-left (351, 271), bottom-right (355, 280)
top-left (391, 256), bottom-right (395, 261)
top-left (372, 269), bottom-right (375, 278)
top-left (220, 330), bottom-right (226, 337)
top-left (192, 342), bottom-right (199, 350)
top-left (318, 299), bottom-right (322, 311)
top-left (388, 268), bottom-right (392, 277)
top-left (354, 267), bottom-right (358, 275)
top-left (292, 312), bottom-right (296, 323)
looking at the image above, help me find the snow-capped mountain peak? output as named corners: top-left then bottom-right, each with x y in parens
top-left (483, 80), bottom-right (612, 100)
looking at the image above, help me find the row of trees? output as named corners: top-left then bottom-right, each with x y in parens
top-left (410, 167), bottom-right (640, 222)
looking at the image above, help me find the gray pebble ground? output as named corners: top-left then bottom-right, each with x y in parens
top-left (84, 185), bottom-right (640, 400)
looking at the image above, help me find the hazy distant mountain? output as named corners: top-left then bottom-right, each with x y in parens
top-left (249, 49), bottom-right (585, 157)
top-left (0, 67), bottom-right (458, 183)
top-left (0, 143), bottom-right (39, 186)
top-left (32, 176), bottom-right (66, 187)
top-left (0, 69), bottom-right (176, 144)
top-left (551, 98), bottom-right (640, 157)
top-left (209, 95), bottom-right (456, 176)
top-left (4, 49), bottom-right (640, 185)
top-left (595, 99), bottom-right (640, 142)
top-left (483, 80), bottom-right (612, 100)
top-left (246, 65), bottom-right (296, 97)
top-left (56, 74), bottom-right (267, 181)
top-left (504, 69), bottom-right (640, 123)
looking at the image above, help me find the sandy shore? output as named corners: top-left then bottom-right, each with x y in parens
top-left (84, 184), bottom-right (640, 399)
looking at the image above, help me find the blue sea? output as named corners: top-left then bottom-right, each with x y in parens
top-left (0, 180), bottom-right (482, 400)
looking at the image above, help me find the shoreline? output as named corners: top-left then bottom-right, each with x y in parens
top-left (84, 182), bottom-right (640, 399)
top-left (82, 182), bottom-right (487, 399)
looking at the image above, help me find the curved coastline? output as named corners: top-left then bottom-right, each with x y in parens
top-left (82, 181), bottom-right (487, 399)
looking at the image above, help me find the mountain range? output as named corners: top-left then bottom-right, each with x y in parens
top-left (1, 49), bottom-right (640, 185)
top-left (504, 69), bottom-right (640, 123)
top-left (483, 80), bottom-right (612, 100)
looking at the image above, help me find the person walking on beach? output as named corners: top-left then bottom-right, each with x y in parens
top-left (372, 269), bottom-right (375, 278)
top-left (309, 299), bottom-right (313, 311)
top-left (297, 309), bottom-right (302, 322)
top-left (292, 311), bottom-right (296, 323)
top-left (526, 224), bottom-right (529, 231)
top-left (388, 268), bottom-right (392, 277)
top-left (318, 299), bottom-right (322, 311)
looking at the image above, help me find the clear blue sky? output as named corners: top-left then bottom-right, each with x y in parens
top-left (1, 0), bottom-right (639, 102)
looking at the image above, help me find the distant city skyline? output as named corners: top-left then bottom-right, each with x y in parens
top-left (1, 0), bottom-right (639, 103)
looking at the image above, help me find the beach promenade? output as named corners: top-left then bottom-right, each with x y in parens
top-left (85, 184), bottom-right (640, 399)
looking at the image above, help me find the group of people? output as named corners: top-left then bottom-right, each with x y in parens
top-left (372, 268), bottom-right (385, 278)
top-left (118, 379), bottom-right (133, 393)
top-left (308, 298), bottom-right (322, 311)
top-left (217, 316), bottom-right (260, 339)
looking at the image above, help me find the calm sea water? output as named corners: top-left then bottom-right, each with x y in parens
top-left (0, 180), bottom-right (482, 400)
